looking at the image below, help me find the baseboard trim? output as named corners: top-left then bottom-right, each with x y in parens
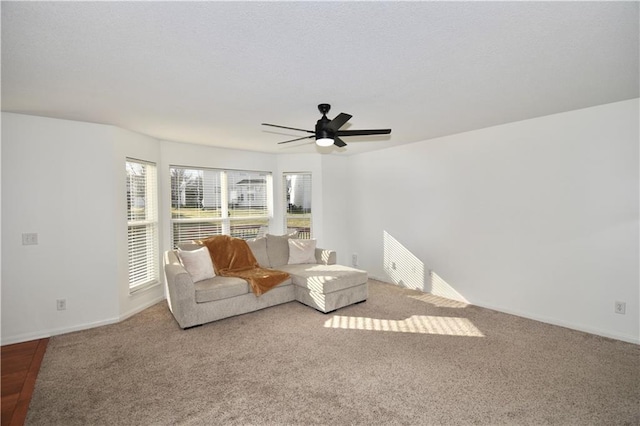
top-left (1, 296), bottom-right (167, 346)
top-left (370, 276), bottom-right (639, 345)
top-left (1, 317), bottom-right (120, 346)
top-left (119, 295), bottom-right (166, 322)
top-left (472, 300), bottom-right (640, 345)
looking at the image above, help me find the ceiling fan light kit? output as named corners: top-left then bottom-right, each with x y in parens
top-left (262, 104), bottom-right (391, 149)
top-left (316, 138), bottom-right (334, 147)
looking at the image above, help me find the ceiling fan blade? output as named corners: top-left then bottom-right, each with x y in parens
top-left (336, 129), bottom-right (392, 136)
top-left (326, 113), bottom-right (352, 132)
top-left (333, 137), bottom-right (347, 148)
top-left (262, 123), bottom-right (314, 133)
top-left (277, 135), bottom-right (315, 144)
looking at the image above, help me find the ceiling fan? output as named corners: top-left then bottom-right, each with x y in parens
top-left (262, 104), bottom-right (391, 148)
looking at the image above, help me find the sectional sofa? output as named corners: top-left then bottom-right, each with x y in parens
top-left (163, 233), bottom-right (368, 329)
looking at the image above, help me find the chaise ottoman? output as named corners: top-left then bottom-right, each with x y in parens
top-left (277, 263), bottom-right (368, 313)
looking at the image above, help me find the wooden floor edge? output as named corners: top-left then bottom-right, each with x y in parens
top-left (10, 338), bottom-right (49, 426)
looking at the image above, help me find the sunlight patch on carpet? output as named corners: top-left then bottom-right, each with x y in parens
top-left (408, 293), bottom-right (469, 309)
top-left (324, 315), bottom-right (484, 337)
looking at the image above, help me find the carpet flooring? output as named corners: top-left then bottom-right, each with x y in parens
top-left (26, 280), bottom-right (639, 425)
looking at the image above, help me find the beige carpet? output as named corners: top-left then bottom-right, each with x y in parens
top-left (27, 280), bottom-right (639, 425)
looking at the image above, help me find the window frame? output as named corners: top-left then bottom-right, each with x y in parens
top-left (170, 166), bottom-right (272, 247)
top-left (126, 158), bottom-right (159, 293)
top-left (283, 172), bottom-right (312, 239)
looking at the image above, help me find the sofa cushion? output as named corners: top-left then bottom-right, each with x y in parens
top-left (176, 247), bottom-right (216, 282)
top-left (288, 239), bottom-right (317, 264)
top-left (194, 276), bottom-right (250, 303)
top-left (314, 248), bottom-right (337, 265)
top-left (266, 232), bottom-right (297, 268)
top-left (246, 236), bottom-right (270, 268)
top-left (278, 264), bottom-right (368, 294)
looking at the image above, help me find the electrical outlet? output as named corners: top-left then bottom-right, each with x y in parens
top-left (352, 253), bottom-right (358, 267)
top-left (57, 299), bottom-right (66, 311)
top-left (614, 301), bottom-right (626, 315)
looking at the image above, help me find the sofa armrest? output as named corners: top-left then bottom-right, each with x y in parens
top-left (163, 251), bottom-right (198, 328)
top-left (315, 248), bottom-right (336, 265)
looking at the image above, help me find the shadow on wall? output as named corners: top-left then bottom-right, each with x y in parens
top-left (382, 230), bottom-right (468, 304)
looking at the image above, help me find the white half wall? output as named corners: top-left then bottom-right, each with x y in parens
top-left (346, 99), bottom-right (639, 343)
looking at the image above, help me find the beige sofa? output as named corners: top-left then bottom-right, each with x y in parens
top-left (163, 234), bottom-right (368, 329)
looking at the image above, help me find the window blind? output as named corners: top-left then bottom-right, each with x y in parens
top-left (170, 167), bottom-right (271, 247)
top-left (126, 159), bottom-right (158, 291)
top-left (283, 172), bottom-right (312, 239)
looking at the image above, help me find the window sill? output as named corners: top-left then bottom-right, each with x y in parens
top-left (129, 281), bottom-right (160, 296)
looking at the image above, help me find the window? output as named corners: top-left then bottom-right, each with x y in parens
top-left (171, 167), bottom-right (271, 246)
top-left (126, 159), bottom-right (158, 292)
top-left (284, 173), bottom-right (312, 239)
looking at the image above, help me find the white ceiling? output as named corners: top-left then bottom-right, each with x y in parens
top-left (2, 1), bottom-right (638, 155)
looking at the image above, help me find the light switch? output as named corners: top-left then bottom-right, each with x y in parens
top-left (22, 233), bottom-right (38, 245)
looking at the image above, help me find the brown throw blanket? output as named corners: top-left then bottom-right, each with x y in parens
top-left (196, 235), bottom-right (289, 296)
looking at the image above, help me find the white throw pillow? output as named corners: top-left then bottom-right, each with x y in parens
top-left (287, 239), bottom-right (317, 265)
top-left (177, 247), bottom-right (216, 282)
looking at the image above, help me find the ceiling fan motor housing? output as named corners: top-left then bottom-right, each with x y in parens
top-left (316, 115), bottom-right (332, 139)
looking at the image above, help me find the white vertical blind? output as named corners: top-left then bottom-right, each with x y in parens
top-left (126, 159), bottom-right (158, 291)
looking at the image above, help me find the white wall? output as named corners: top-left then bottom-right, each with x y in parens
top-left (0, 119), bottom-right (326, 344)
top-left (1, 114), bottom-right (121, 343)
top-left (2, 99), bottom-right (637, 344)
top-left (1, 113), bottom-right (166, 344)
top-left (320, 155), bottom-right (351, 266)
top-left (346, 99), bottom-right (639, 343)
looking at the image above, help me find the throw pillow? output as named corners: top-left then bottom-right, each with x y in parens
top-left (265, 232), bottom-right (297, 268)
top-left (246, 237), bottom-right (270, 268)
top-left (177, 246), bottom-right (216, 282)
top-left (177, 243), bottom-right (202, 251)
top-left (288, 239), bottom-right (317, 264)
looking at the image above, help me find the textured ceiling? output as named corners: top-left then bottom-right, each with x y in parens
top-left (2, 1), bottom-right (638, 155)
